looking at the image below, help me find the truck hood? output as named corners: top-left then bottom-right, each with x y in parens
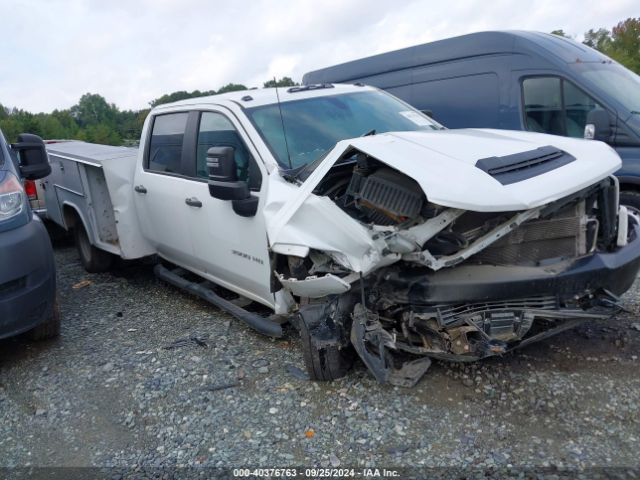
top-left (265, 129), bottom-right (621, 275)
top-left (309, 128), bottom-right (621, 212)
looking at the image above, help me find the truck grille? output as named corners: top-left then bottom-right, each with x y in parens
top-left (436, 296), bottom-right (558, 327)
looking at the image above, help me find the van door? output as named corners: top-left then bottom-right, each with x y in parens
top-left (133, 111), bottom-right (197, 268)
top-left (520, 75), bottom-right (603, 137)
top-left (181, 109), bottom-right (273, 307)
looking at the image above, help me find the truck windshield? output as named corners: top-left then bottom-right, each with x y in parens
top-left (246, 90), bottom-right (443, 169)
top-left (574, 63), bottom-right (640, 116)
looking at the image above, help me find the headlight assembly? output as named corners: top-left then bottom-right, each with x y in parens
top-left (0, 173), bottom-right (25, 220)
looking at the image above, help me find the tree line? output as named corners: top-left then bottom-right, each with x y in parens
top-left (0, 77), bottom-right (297, 146)
top-left (1, 17), bottom-right (638, 146)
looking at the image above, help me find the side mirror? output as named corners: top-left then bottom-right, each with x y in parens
top-left (11, 133), bottom-right (51, 180)
top-left (207, 146), bottom-right (249, 200)
top-left (207, 146), bottom-right (258, 217)
top-left (584, 109), bottom-right (612, 142)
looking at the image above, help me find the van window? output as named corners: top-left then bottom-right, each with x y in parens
top-left (522, 77), bottom-right (601, 138)
top-left (148, 113), bottom-right (188, 173)
top-left (196, 112), bottom-right (261, 190)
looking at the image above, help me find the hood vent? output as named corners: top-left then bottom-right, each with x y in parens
top-left (475, 146), bottom-right (575, 185)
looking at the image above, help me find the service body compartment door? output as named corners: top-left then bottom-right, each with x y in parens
top-left (43, 153), bottom-right (86, 227)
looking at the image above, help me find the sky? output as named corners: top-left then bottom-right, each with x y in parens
top-left (0, 0), bottom-right (637, 113)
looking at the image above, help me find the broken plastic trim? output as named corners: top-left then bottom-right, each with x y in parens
top-left (276, 272), bottom-right (356, 298)
top-left (382, 208), bottom-right (465, 254)
top-left (350, 303), bottom-right (431, 387)
top-left (403, 206), bottom-right (543, 270)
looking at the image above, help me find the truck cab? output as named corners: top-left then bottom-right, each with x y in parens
top-left (0, 130), bottom-right (59, 340)
top-left (302, 31), bottom-right (640, 213)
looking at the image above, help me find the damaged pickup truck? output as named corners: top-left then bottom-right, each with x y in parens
top-left (45, 84), bottom-right (640, 387)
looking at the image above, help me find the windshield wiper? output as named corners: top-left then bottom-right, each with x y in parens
top-left (290, 150), bottom-right (332, 181)
top-left (361, 129), bottom-right (376, 137)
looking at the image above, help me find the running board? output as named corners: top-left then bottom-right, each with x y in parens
top-left (154, 264), bottom-right (283, 338)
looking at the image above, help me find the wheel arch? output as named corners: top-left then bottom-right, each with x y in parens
top-left (61, 202), bottom-right (96, 244)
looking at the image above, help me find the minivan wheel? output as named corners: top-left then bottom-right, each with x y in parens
top-left (74, 222), bottom-right (114, 273)
top-left (620, 191), bottom-right (640, 218)
top-left (298, 313), bottom-right (353, 382)
top-left (28, 297), bottom-right (61, 341)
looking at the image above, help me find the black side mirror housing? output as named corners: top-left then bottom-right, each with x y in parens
top-left (584, 109), bottom-right (612, 142)
top-left (12, 133), bottom-right (51, 180)
top-left (207, 146), bottom-right (249, 200)
top-left (207, 146), bottom-right (258, 217)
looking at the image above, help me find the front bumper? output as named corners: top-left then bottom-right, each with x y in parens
top-left (380, 224), bottom-right (640, 305)
top-left (0, 217), bottom-right (56, 339)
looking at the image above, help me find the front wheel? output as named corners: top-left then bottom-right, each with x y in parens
top-left (74, 222), bottom-right (114, 273)
top-left (620, 191), bottom-right (640, 218)
top-left (298, 312), bottom-right (353, 382)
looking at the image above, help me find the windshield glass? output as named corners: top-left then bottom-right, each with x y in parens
top-left (573, 62), bottom-right (640, 115)
top-left (246, 90), bottom-right (443, 169)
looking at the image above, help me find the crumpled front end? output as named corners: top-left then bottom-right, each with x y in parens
top-left (266, 133), bottom-right (640, 386)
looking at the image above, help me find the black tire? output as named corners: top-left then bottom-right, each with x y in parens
top-left (28, 297), bottom-right (61, 341)
top-left (298, 314), bottom-right (353, 382)
top-left (74, 222), bottom-right (114, 273)
top-left (620, 191), bottom-right (640, 217)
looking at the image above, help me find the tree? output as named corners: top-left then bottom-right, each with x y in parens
top-left (51, 109), bottom-right (80, 138)
top-left (77, 123), bottom-right (121, 146)
top-left (71, 93), bottom-right (118, 127)
top-left (217, 83), bottom-right (247, 94)
top-left (609, 18), bottom-right (640, 73)
top-left (263, 77), bottom-right (298, 88)
top-left (149, 89), bottom-right (216, 107)
top-left (583, 18), bottom-right (640, 74)
top-left (583, 28), bottom-right (612, 51)
top-left (34, 114), bottom-right (67, 140)
top-left (550, 29), bottom-right (570, 38)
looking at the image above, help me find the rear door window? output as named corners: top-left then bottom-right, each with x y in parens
top-left (522, 77), bottom-right (601, 138)
top-left (148, 112), bottom-right (189, 173)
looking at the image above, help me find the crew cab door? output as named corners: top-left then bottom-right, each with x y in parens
top-left (133, 111), bottom-right (197, 267)
top-left (182, 109), bottom-right (273, 307)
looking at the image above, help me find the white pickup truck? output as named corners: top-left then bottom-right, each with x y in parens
top-left (45, 84), bottom-right (640, 386)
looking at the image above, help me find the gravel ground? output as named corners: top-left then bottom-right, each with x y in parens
top-left (1, 239), bottom-right (640, 477)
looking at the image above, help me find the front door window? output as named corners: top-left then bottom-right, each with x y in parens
top-left (522, 77), bottom-right (601, 138)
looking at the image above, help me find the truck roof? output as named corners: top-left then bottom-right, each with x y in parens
top-left (152, 83), bottom-right (376, 111)
top-left (302, 30), bottom-right (610, 85)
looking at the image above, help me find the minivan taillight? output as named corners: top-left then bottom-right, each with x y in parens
top-left (24, 180), bottom-right (37, 200)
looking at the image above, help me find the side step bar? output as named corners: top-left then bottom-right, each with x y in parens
top-left (154, 264), bottom-right (283, 338)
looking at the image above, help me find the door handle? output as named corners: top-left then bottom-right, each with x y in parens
top-left (185, 197), bottom-right (202, 208)
top-left (134, 185), bottom-right (147, 194)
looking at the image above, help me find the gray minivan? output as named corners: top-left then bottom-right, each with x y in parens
top-left (0, 130), bottom-right (59, 340)
top-left (303, 31), bottom-right (640, 212)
